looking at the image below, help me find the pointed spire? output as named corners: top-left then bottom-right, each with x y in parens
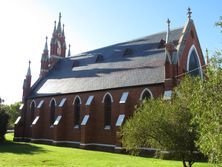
top-left (44, 36), bottom-right (48, 51)
top-left (62, 24), bottom-right (65, 36)
top-left (187, 7), bottom-right (192, 20)
top-left (27, 60), bottom-right (31, 76)
top-left (206, 48), bottom-right (209, 64)
top-left (68, 44), bottom-right (71, 57)
top-left (53, 21), bottom-right (56, 34)
top-left (166, 18), bottom-right (171, 43)
top-left (57, 12), bottom-right (62, 33)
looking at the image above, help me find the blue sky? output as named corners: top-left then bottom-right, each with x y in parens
top-left (0, 0), bottom-right (221, 104)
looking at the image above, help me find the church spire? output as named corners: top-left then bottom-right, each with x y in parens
top-left (53, 21), bottom-right (56, 35)
top-left (62, 24), bottom-right (65, 36)
top-left (68, 44), bottom-right (71, 56)
top-left (57, 12), bottom-right (62, 33)
top-left (27, 60), bottom-right (31, 77)
top-left (44, 36), bottom-right (48, 51)
top-left (22, 61), bottom-right (32, 102)
top-left (166, 18), bottom-right (171, 43)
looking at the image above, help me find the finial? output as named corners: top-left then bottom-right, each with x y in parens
top-left (59, 12), bottom-right (62, 19)
top-left (166, 18), bottom-right (171, 43)
top-left (68, 44), bottom-right (71, 57)
top-left (187, 7), bottom-right (192, 20)
top-left (206, 48), bottom-right (209, 64)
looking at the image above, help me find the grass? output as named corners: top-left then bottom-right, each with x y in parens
top-left (0, 133), bottom-right (212, 167)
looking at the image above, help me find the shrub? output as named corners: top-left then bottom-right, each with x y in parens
top-left (0, 106), bottom-right (9, 142)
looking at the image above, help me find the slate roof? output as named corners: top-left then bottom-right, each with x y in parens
top-left (30, 27), bottom-right (183, 98)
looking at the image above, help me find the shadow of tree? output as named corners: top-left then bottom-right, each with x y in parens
top-left (0, 140), bottom-right (47, 154)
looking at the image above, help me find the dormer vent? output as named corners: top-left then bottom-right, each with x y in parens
top-left (123, 48), bottom-right (133, 56)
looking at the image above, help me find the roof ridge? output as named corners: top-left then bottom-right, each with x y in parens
top-left (65, 26), bottom-right (184, 59)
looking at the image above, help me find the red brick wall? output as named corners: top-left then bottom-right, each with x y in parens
top-left (22, 84), bottom-right (164, 145)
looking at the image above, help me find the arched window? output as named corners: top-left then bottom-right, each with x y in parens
top-left (140, 88), bottom-right (153, 101)
top-left (187, 45), bottom-right (203, 78)
top-left (104, 94), bottom-right (112, 127)
top-left (50, 99), bottom-right (56, 125)
top-left (30, 101), bottom-right (36, 124)
top-left (74, 97), bottom-right (81, 126)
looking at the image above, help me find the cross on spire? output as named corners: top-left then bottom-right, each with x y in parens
top-left (187, 7), bottom-right (192, 20)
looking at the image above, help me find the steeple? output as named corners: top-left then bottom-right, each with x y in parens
top-left (44, 36), bottom-right (48, 51)
top-left (27, 60), bottom-right (31, 77)
top-left (22, 61), bottom-right (32, 102)
top-left (68, 44), bottom-right (71, 57)
top-left (53, 21), bottom-right (57, 35)
top-left (57, 12), bottom-right (62, 34)
top-left (62, 24), bottom-right (65, 36)
top-left (165, 18), bottom-right (176, 65)
top-left (166, 18), bottom-right (171, 43)
top-left (40, 37), bottom-right (49, 77)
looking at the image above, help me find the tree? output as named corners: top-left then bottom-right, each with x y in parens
top-left (191, 17), bottom-right (222, 166)
top-left (192, 53), bottom-right (222, 165)
top-left (121, 77), bottom-right (201, 167)
top-left (6, 102), bottom-right (21, 129)
top-left (0, 105), bottom-right (9, 142)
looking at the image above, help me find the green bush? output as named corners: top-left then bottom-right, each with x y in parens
top-left (0, 106), bottom-right (9, 142)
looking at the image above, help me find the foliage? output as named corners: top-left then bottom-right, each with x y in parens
top-left (192, 53), bottom-right (222, 166)
top-left (191, 17), bottom-right (222, 166)
top-left (5, 102), bottom-right (21, 129)
top-left (0, 105), bottom-right (9, 142)
top-left (121, 77), bottom-right (201, 167)
top-left (0, 133), bottom-right (211, 167)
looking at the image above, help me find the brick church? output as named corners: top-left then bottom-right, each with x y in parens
top-left (14, 8), bottom-right (206, 151)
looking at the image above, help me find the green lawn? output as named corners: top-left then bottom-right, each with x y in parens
top-left (0, 133), bottom-right (211, 167)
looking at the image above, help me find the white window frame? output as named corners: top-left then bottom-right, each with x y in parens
top-left (186, 44), bottom-right (203, 79)
top-left (73, 95), bottom-right (82, 105)
top-left (139, 88), bottom-right (154, 101)
top-left (49, 98), bottom-right (57, 107)
top-left (29, 100), bottom-right (36, 109)
top-left (102, 92), bottom-right (114, 103)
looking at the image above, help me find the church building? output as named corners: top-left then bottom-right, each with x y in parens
top-left (14, 8), bottom-right (206, 151)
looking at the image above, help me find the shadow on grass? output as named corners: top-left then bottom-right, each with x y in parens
top-left (0, 140), bottom-right (47, 154)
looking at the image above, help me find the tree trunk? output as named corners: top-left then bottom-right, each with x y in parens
top-left (182, 160), bottom-right (187, 167)
top-left (182, 160), bottom-right (194, 167)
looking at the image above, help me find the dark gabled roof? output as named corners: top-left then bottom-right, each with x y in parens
top-left (29, 27), bottom-right (183, 98)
